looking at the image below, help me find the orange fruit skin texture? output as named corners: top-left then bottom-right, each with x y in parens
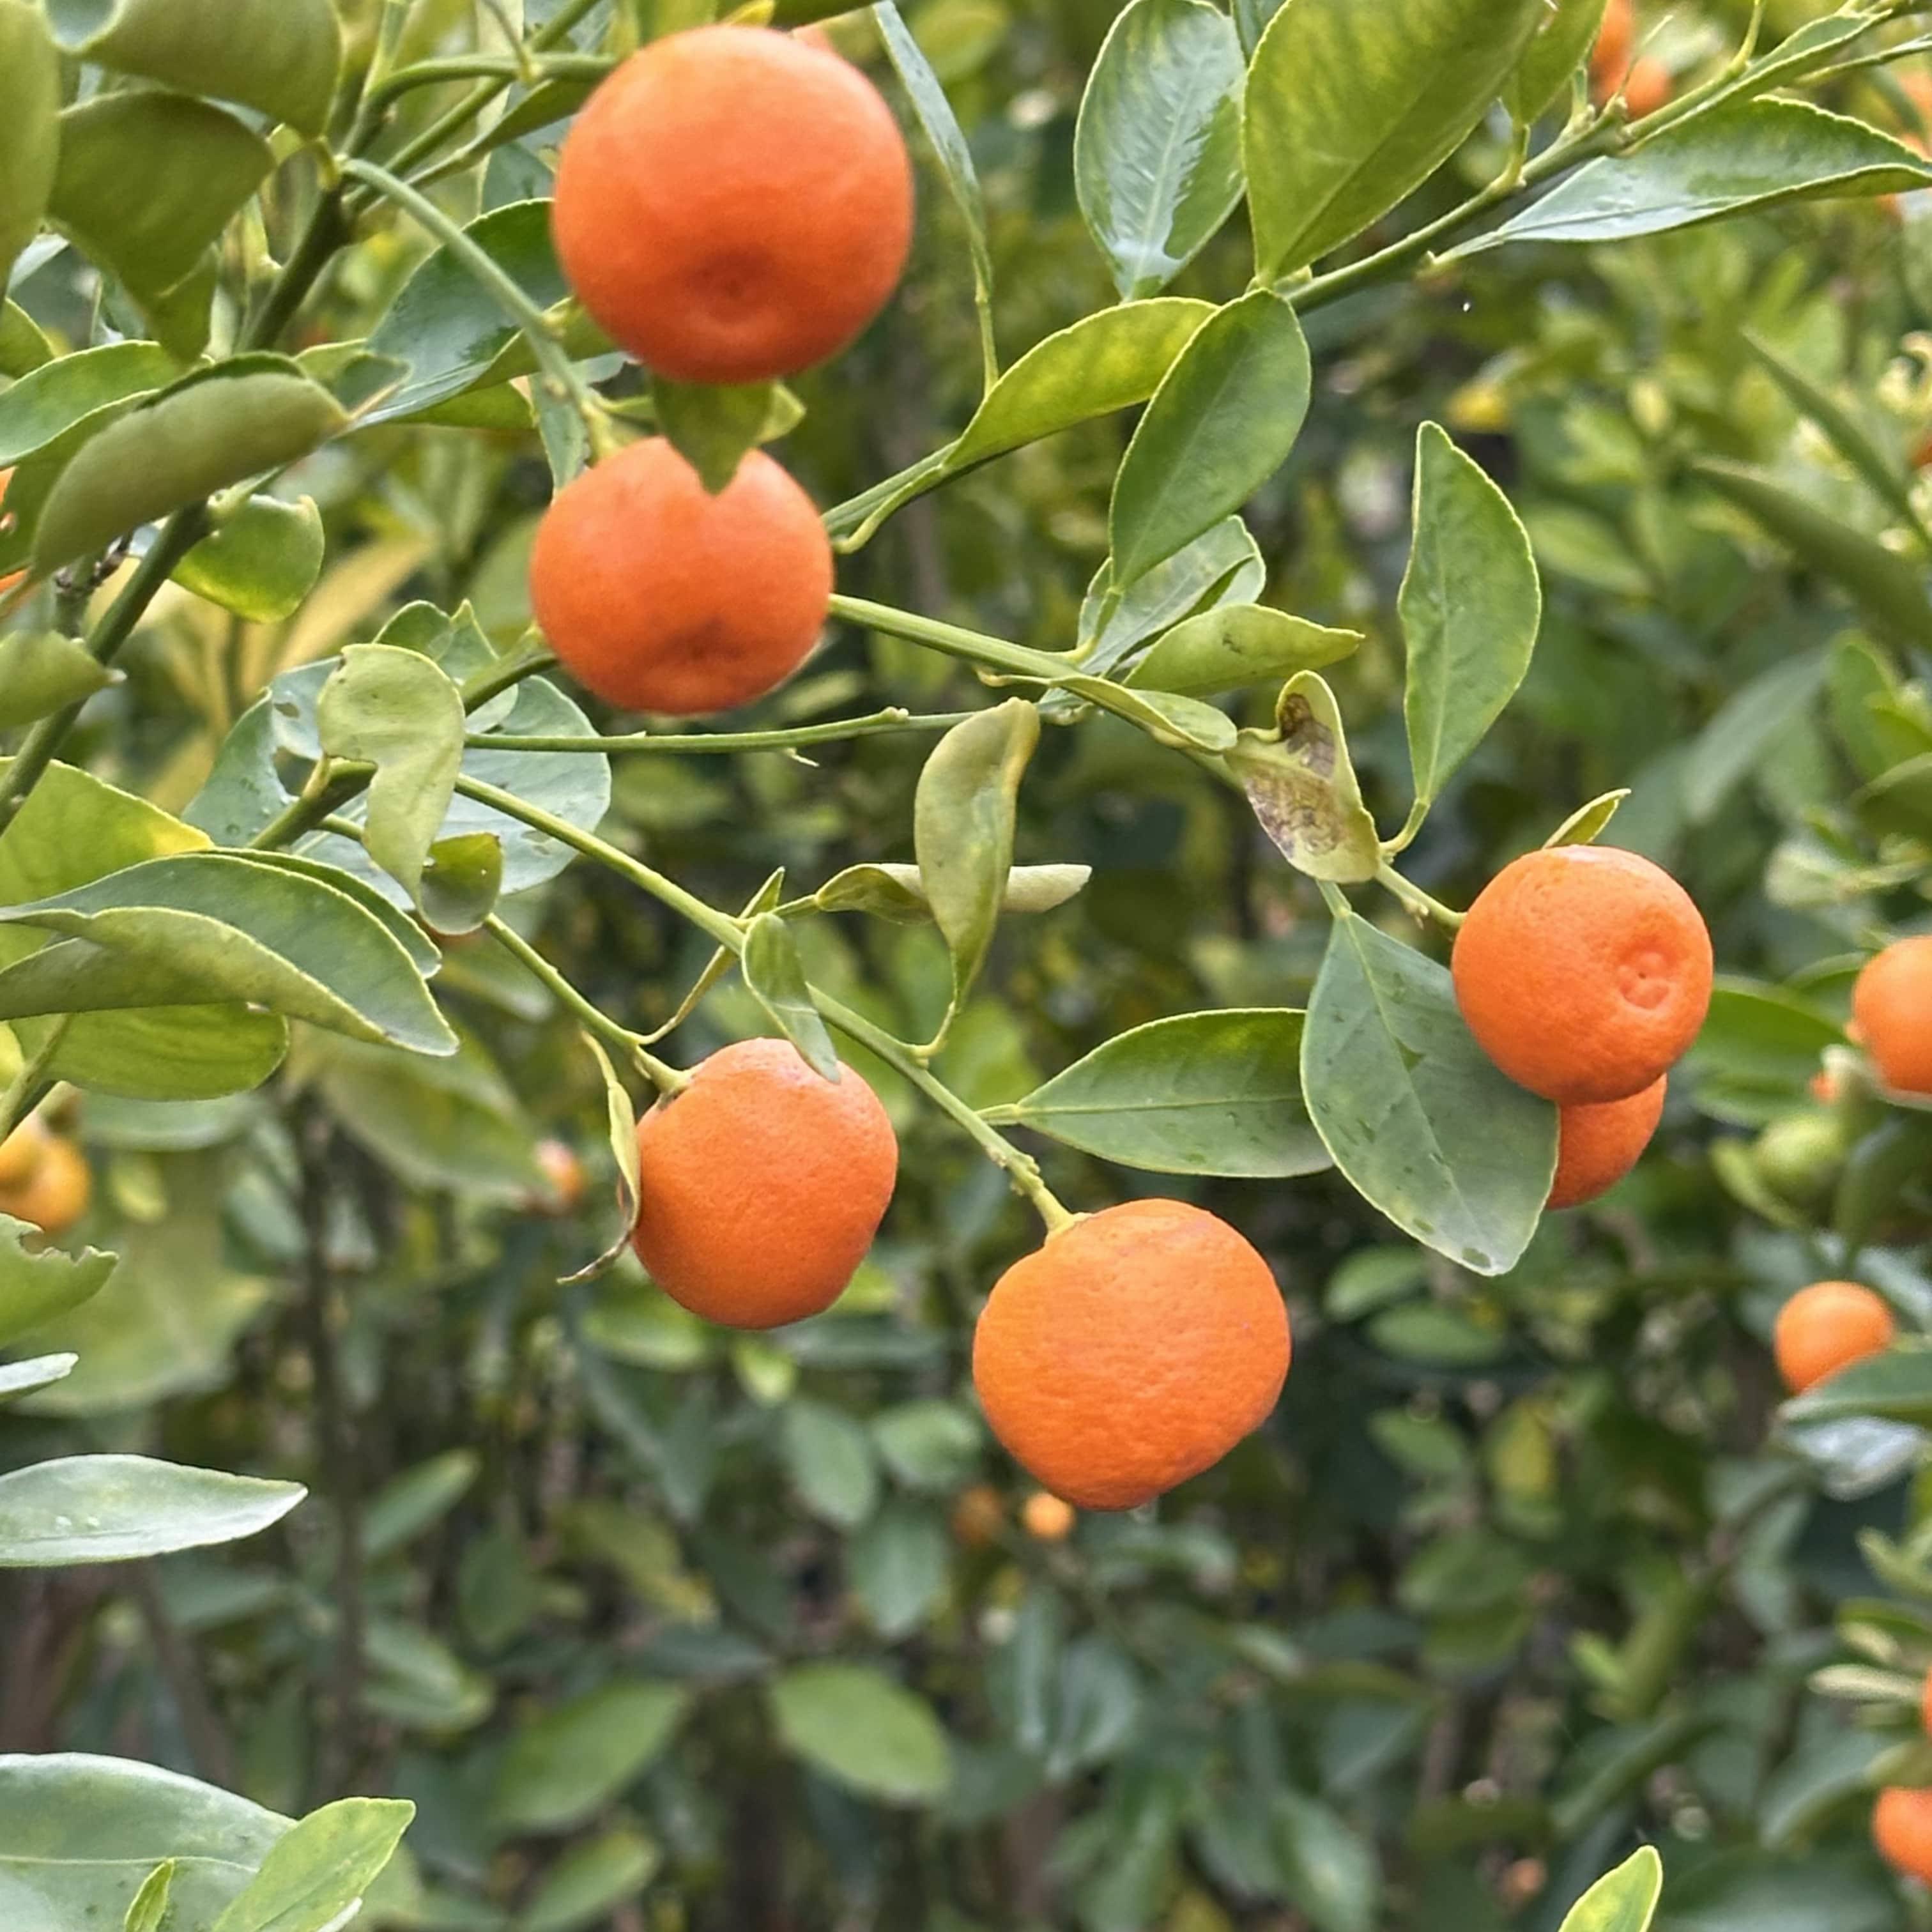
top-left (529, 439), bottom-right (832, 717)
top-left (1876, 1786), bottom-right (1932, 1882)
top-left (1773, 1280), bottom-right (1896, 1395)
top-left (1021, 1491), bottom-right (1075, 1542)
top-left (972, 1199), bottom-right (1291, 1512)
top-left (1548, 1075), bottom-right (1666, 1210)
top-left (0, 1116), bottom-right (48, 1190)
top-left (1921, 1669), bottom-right (1932, 1740)
top-left (1622, 55), bottom-right (1671, 117)
top-left (551, 25), bottom-right (914, 385)
top-left (631, 1038), bottom-right (897, 1329)
top-left (1853, 936), bottom-right (1932, 1096)
top-left (0, 1136), bottom-right (90, 1236)
top-left (1452, 845), bottom-right (1713, 1105)
top-left (1590, 0), bottom-right (1633, 94)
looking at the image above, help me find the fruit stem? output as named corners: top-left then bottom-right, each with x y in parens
top-left (452, 775), bottom-right (1078, 1231)
top-left (1375, 862), bottom-right (1466, 934)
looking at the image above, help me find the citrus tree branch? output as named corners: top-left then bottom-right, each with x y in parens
top-left (464, 707), bottom-right (978, 755)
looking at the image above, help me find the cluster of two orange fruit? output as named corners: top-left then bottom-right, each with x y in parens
top-left (532, 26), bottom-right (914, 717)
top-left (632, 1040), bottom-right (1289, 1513)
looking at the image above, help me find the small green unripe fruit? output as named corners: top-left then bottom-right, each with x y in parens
top-left (1752, 1110), bottom-right (1849, 1208)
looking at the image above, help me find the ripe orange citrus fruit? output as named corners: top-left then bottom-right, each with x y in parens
top-left (0, 468), bottom-right (20, 596)
top-left (1021, 1491), bottom-right (1075, 1542)
top-left (1548, 1075), bottom-right (1666, 1210)
top-left (552, 24), bottom-right (914, 384)
top-left (533, 1138), bottom-right (586, 1213)
top-left (1853, 935), bottom-right (1932, 1096)
top-left (972, 1199), bottom-right (1290, 1512)
top-left (1452, 845), bottom-right (1713, 1105)
top-left (530, 438), bottom-right (832, 717)
top-left (1876, 1786), bottom-right (1932, 1882)
top-left (1921, 1669), bottom-right (1932, 1739)
top-left (1773, 1280), bottom-right (1895, 1395)
top-left (0, 1134), bottom-right (90, 1237)
top-left (1623, 54), bottom-right (1671, 116)
top-left (631, 1038), bottom-right (897, 1328)
top-left (0, 1114), bottom-right (49, 1190)
top-left (1590, 0), bottom-right (1634, 95)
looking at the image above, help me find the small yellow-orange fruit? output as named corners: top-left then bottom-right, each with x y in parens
top-left (1876, 1786), bottom-right (1932, 1882)
top-left (951, 1483), bottom-right (1005, 1549)
top-left (1020, 1491), bottom-right (1075, 1542)
top-left (1773, 1281), bottom-right (1895, 1395)
top-left (1854, 936), bottom-right (1932, 1097)
top-left (0, 1114), bottom-right (49, 1190)
top-left (0, 1135), bottom-right (91, 1237)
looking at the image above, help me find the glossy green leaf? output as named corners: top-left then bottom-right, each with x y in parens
top-left (1055, 673), bottom-right (1237, 751)
top-left (0, 1453), bottom-right (303, 1565)
top-left (208, 1797), bottom-right (413, 1932)
top-left (121, 1860), bottom-right (174, 1932)
top-left (0, 1354), bottom-right (78, 1402)
top-left (1400, 422), bottom-right (1542, 815)
top-left (1303, 913), bottom-right (1557, 1275)
top-left (34, 357), bottom-right (344, 572)
top-left (1075, 0), bottom-right (1245, 298)
top-left (1128, 603), bottom-right (1361, 696)
top-left (365, 201), bottom-right (571, 424)
top-left (1545, 790), bottom-right (1630, 847)
top-left (990, 1009), bottom-right (1330, 1177)
top-left (560, 1029), bottom-right (643, 1288)
top-left (1559, 1846), bottom-right (1662, 1932)
top-left (1506, 0), bottom-right (1608, 126)
top-left (1080, 512), bottom-right (1264, 671)
top-left (0, 1215), bottom-right (114, 1348)
top-left (317, 645), bottom-right (466, 903)
top-left (0, 1754), bottom-right (288, 1929)
top-left (0, 341), bottom-right (176, 468)
top-left (57, 0), bottom-right (343, 137)
top-left (0, 850), bottom-right (456, 1056)
top-left (1108, 290), bottom-right (1309, 590)
top-left (945, 298), bottom-right (1213, 473)
top-left (1245, 0), bottom-right (1545, 279)
top-left (225, 850), bottom-right (442, 976)
top-left (874, 0), bottom-right (994, 353)
top-left (493, 1682), bottom-right (689, 1834)
top-left (0, 300), bottom-right (54, 377)
top-left (914, 698), bottom-right (1040, 1020)
top-left (769, 1664), bottom-right (951, 1804)
top-left (1690, 459), bottom-right (1932, 648)
top-left (47, 91), bottom-right (271, 319)
top-left (174, 494), bottom-right (325, 622)
top-left (741, 912), bottom-right (840, 1081)
top-left (816, 860), bottom-right (1089, 923)
top-left (1224, 674), bottom-right (1381, 882)
top-left (518, 1828), bottom-right (659, 1932)
top-left (0, 631), bottom-right (117, 728)
top-left (1474, 100), bottom-right (1932, 252)
top-left (419, 832), bottom-right (503, 937)
top-left (0, 1), bottom-right (60, 293)
top-left (0, 760), bottom-right (290, 1100)
top-left (782, 1397), bottom-right (880, 1528)
top-left (652, 376), bottom-right (776, 494)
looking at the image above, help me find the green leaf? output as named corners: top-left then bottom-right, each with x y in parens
top-left (314, 1032), bottom-right (540, 1199)
top-left (1560, 1847), bottom-right (1662, 1932)
top-left (121, 1860), bottom-right (174, 1932)
top-left (208, 1797), bottom-right (414, 1932)
top-left (1506, 0), bottom-right (1608, 127)
top-left (0, 631), bottom-right (118, 728)
top-left (740, 912), bottom-right (840, 1081)
top-left (364, 1450), bottom-right (479, 1561)
top-left (1075, 0), bottom-right (1245, 299)
top-left (0, 1), bottom-right (60, 293)
top-left (560, 1029), bottom-right (642, 1287)
top-left (1303, 913), bottom-right (1556, 1275)
top-left (914, 698), bottom-right (1040, 1022)
top-left (1108, 290), bottom-right (1310, 590)
top-left (418, 832), bottom-right (503, 937)
top-left (364, 200), bottom-right (574, 424)
top-left (174, 494), bottom-right (325, 622)
top-left (317, 645), bottom-right (467, 904)
top-left (1126, 604), bottom-right (1360, 697)
top-left (0, 851), bottom-right (457, 1056)
top-left (944, 298), bottom-right (1213, 474)
top-left (517, 1828), bottom-right (659, 1932)
top-left (1473, 100), bottom-right (1932, 252)
top-left (851, 1501), bottom-right (950, 1639)
top-left (47, 90), bottom-right (271, 334)
top-left (1545, 790), bottom-right (1630, 847)
top-left (782, 1397), bottom-right (881, 1528)
top-left (651, 376), bottom-right (777, 494)
top-left (0, 1353), bottom-right (78, 1402)
top-left (1690, 459), bottom-right (1932, 649)
top-left (1273, 1790), bottom-right (1380, 1932)
top-left (873, 1), bottom-right (994, 350)
top-left (1081, 512), bottom-right (1263, 671)
top-left (0, 341), bottom-right (178, 467)
top-left (1055, 673), bottom-right (1237, 752)
top-left (0, 1754), bottom-right (288, 1929)
top-left (1244, 0), bottom-right (1545, 280)
top-left (0, 299), bottom-right (54, 377)
top-left (0, 1453), bottom-right (304, 1565)
top-left (1683, 647), bottom-right (1831, 824)
top-left (57, 0), bottom-right (343, 138)
top-left (815, 860), bottom-right (1089, 922)
top-left (491, 1681), bottom-right (689, 1834)
top-left (871, 1399), bottom-right (982, 1489)
top-left (1224, 675), bottom-right (1381, 882)
top-left (34, 356), bottom-right (344, 572)
top-left (769, 1664), bottom-right (951, 1804)
top-left (0, 1214), bottom-right (115, 1347)
top-left (992, 1009), bottom-right (1330, 1177)
top-left (1400, 423), bottom-right (1542, 816)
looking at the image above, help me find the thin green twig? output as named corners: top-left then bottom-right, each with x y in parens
top-left (464, 708), bottom-right (977, 755)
